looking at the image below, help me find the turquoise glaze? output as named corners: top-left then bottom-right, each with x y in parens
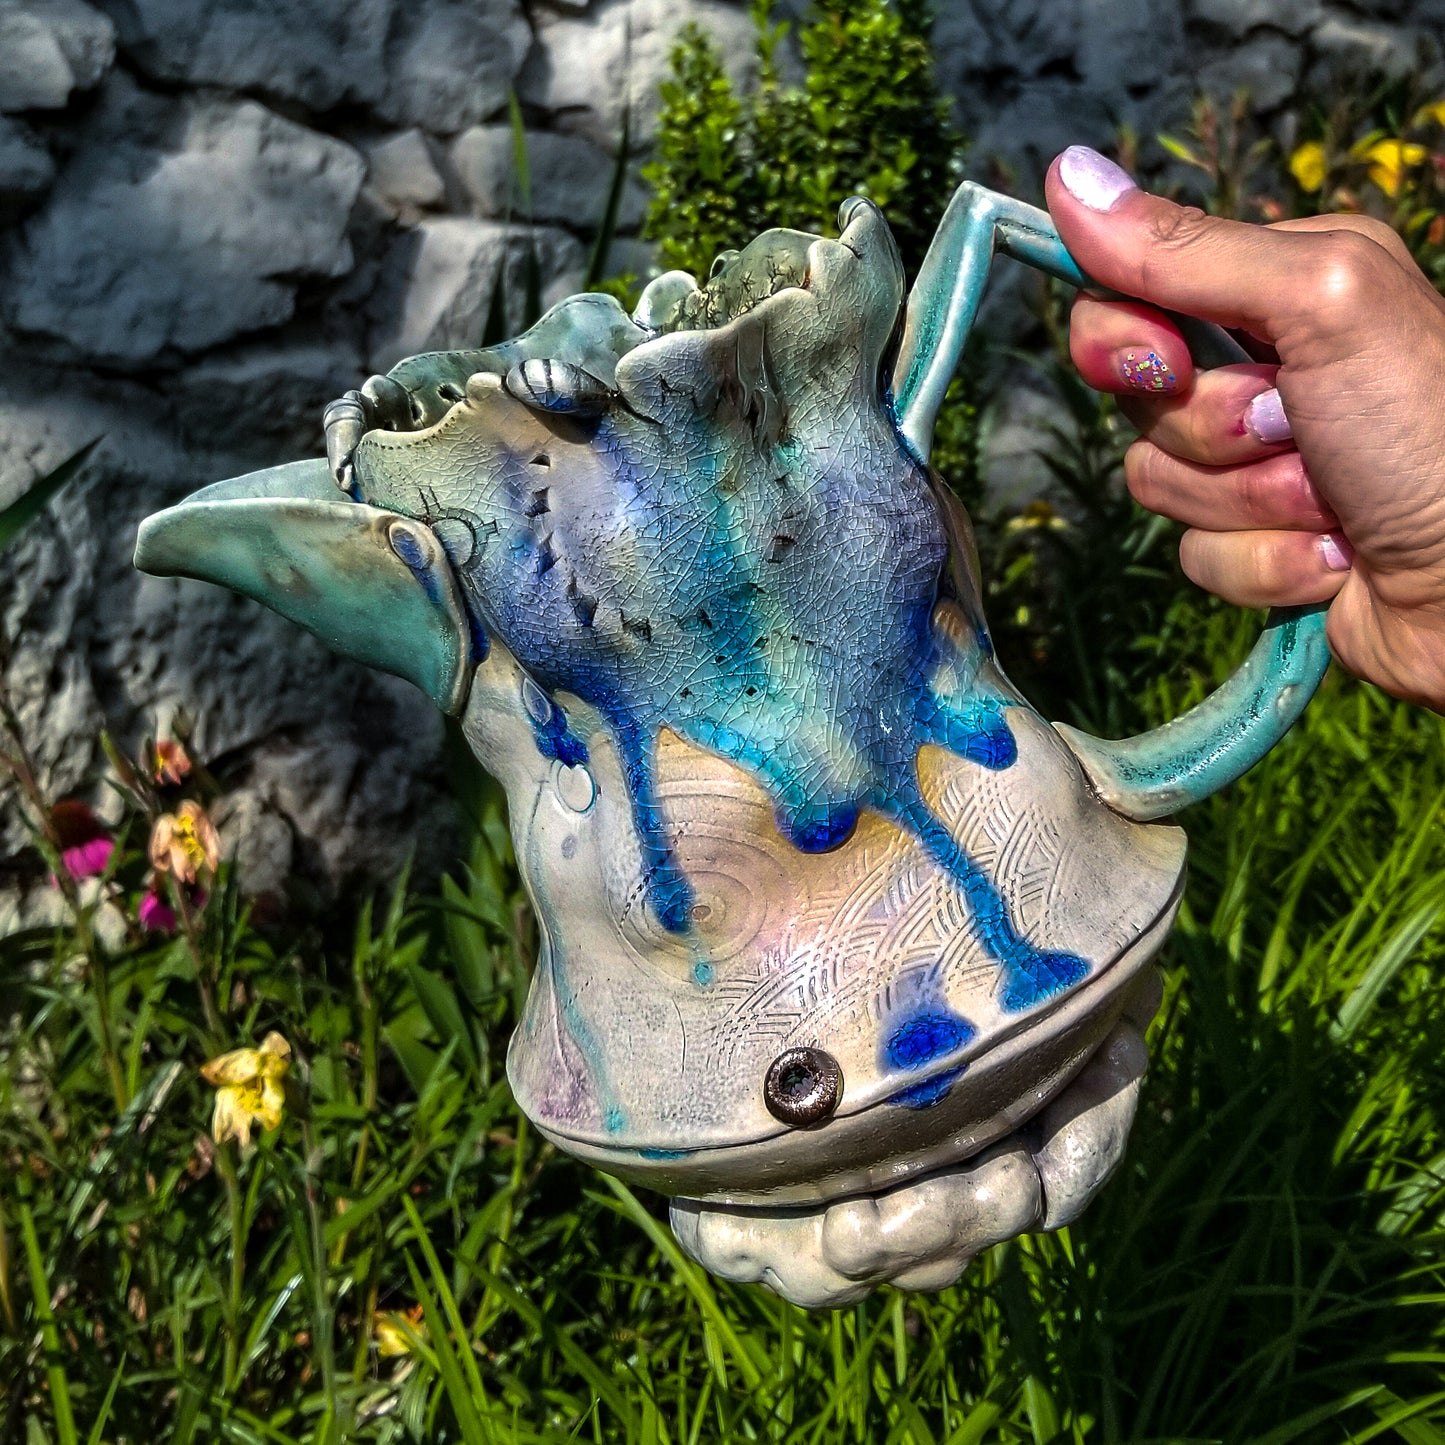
top-left (135, 182), bottom-right (1331, 1306)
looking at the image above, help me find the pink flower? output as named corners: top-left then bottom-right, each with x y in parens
top-left (61, 836), bottom-right (115, 881)
top-left (138, 888), bottom-right (177, 934)
top-left (50, 800), bottom-right (114, 881)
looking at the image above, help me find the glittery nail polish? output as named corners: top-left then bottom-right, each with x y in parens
top-left (1319, 532), bottom-right (1353, 572)
top-left (1244, 388), bottom-right (1292, 444)
top-left (1057, 146), bottom-right (1138, 212)
top-left (1120, 349), bottom-right (1178, 394)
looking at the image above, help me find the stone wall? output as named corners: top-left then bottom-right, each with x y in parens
top-left (2, 0), bottom-right (1440, 900)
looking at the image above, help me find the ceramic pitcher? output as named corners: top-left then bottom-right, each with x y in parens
top-left (136, 183), bottom-right (1329, 1306)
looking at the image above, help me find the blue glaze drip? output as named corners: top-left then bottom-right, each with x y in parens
top-left (464, 607), bottom-right (490, 663)
top-left (892, 784), bottom-right (1087, 1011)
top-left (782, 801), bottom-right (860, 854)
top-left (527, 689), bottom-right (589, 768)
top-left (884, 1007), bottom-right (973, 1110)
top-left (358, 309), bottom-right (1092, 1009)
top-left (892, 1067), bottom-right (965, 1110)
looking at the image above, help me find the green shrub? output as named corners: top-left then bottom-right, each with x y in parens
top-left (643, 0), bottom-right (962, 279)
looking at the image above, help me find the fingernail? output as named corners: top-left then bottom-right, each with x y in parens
top-left (1244, 387), bottom-right (1292, 444)
top-left (1319, 532), bottom-right (1353, 572)
top-left (1119, 349), bottom-right (1179, 394)
top-left (1058, 145), bottom-right (1138, 212)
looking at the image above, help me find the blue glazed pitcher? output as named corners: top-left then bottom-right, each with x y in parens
top-left (136, 184), bottom-right (1329, 1306)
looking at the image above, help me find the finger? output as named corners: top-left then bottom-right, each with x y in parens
top-left (1271, 212), bottom-right (1445, 318)
top-left (1046, 147), bottom-right (1398, 342)
top-left (1118, 363), bottom-right (1285, 465)
top-left (1179, 527), bottom-right (1353, 607)
top-left (1270, 213), bottom-right (1416, 273)
top-left (1126, 442), bottom-right (1338, 532)
top-left (1068, 296), bottom-right (1194, 396)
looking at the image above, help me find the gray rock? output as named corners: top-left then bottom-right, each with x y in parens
top-left (520, 0), bottom-right (758, 148)
top-left (932, 0), bottom-right (1078, 102)
top-left (1308, 15), bottom-right (1434, 83)
top-left (9, 98), bottom-right (364, 366)
top-left (448, 124), bottom-right (522, 217)
top-left (213, 785), bottom-right (296, 902)
top-left (0, 0), bottom-right (114, 112)
top-left (363, 128), bottom-right (447, 215)
top-left (450, 123), bottom-right (647, 230)
top-left (108, 0), bottom-right (526, 130)
top-left (0, 116), bottom-right (54, 206)
top-left (1197, 31), bottom-right (1301, 109)
top-left (1186, 0), bottom-right (1321, 37)
top-left (169, 340), bottom-right (364, 460)
top-left (1075, 0), bottom-right (1184, 92)
top-left (367, 216), bottom-right (585, 372)
top-left (109, 0), bottom-right (394, 115)
top-left (0, 365), bottom-right (454, 897)
top-left (963, 79), bottom-right (1120, 176)
top-left (378, 0), bottom-right (530, 133)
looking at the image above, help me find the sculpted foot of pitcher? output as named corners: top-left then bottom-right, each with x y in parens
top-left (136, 185), bottom-right (1329, 1306)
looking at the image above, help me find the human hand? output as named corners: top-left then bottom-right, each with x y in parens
top-left (1046, 145), bottom-right (1445, 712)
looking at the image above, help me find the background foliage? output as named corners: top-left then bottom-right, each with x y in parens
top-left (4, 3), bottom-right (1445, 1442)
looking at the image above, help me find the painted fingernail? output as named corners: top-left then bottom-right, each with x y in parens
top-left (1319, 531), bottom-right (1353, 571)
top-left (1244, 387), bottom-right (1292, 444)
top-left (1119, 349), bottom-right (1178, 394)
top-left (1058, 145), bottom-right (1138, 212)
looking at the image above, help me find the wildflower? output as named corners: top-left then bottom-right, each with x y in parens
top-left (137, 886), bottom-right (177, 934)
top-left (149, 800), bottom-right (220, 885)
top-left (200, 1032), bottom-right (291, 1147)
top-left (50, 799), bottom-right (115, 881)
top-left (1357, 138), bottom-right (1428, 198)
top-left (1414, 98), bottom-right (1445, 129)
top-left (373, 1305), bottom-right (425, 1357)
top-left (1289, 140), bottom-right (1327, 192)
top-left (152, 738), bottom-right (192, 786)
top-left (1004, 500), bottom-right (1069, 534)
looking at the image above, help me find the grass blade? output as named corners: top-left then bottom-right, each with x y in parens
top-left (0, 438), bottom-right (100, 551)
top-left (19, 1201), bottom-right (78, 1445)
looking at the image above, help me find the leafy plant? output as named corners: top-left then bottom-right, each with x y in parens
top-left (642, 0), bottom-right (962, 280)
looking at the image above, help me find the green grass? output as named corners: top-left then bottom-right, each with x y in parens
top-left (3, 613), bottom-right (1445, 1443)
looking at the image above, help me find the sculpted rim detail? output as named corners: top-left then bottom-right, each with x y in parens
top-left (135, 183), bottom-right (1330, 1306)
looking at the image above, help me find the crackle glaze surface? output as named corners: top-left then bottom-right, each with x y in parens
top-left (136, 183), bottom-right (1329, 1303)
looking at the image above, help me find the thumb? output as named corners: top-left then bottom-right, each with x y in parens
top-left (1045, 146), bottom-right (1318, 340)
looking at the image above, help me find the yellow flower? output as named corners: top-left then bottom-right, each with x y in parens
top-left (1004, 500), bottom-right (1069, 534)
top-left (1359, 139), bottom-right (1428, 198)
top-left (1413, 99), bottom-right (1445, 129)
top-left (373, 1305), bottom-right (425, 1357)
top-left (201, 1032), bottom-right (291, 1147)
top-left (1289, 140), bottom-right (1327, 192)
top-left (149, 799), bottom-right (220, 885)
